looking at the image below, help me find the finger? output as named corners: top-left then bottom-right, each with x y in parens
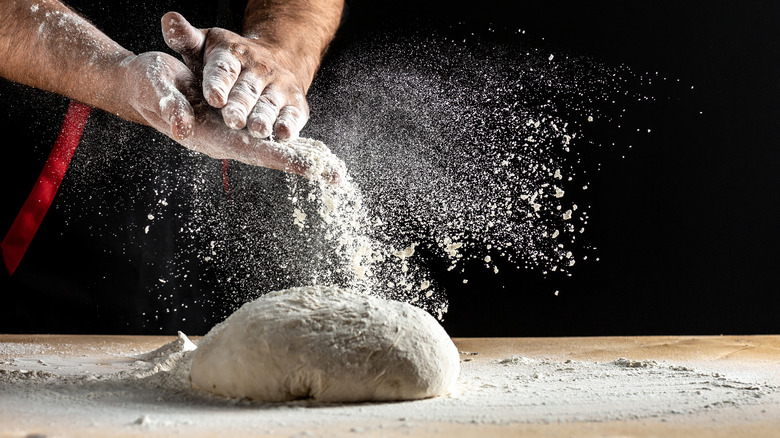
top-left (145, 53), bottom-right (196, 141)
top-left (273, 104), bottom-right (308, 141)
top-left (161, 12), bottom-right (206, 72)
top-left (202, 47), bottom-right (241, 108)
top-left (246, 89), bottom-right (284, 139)
top-left (221, 71), bottom-right (264, 130)
top-left (159, 89), bottom-right (195, 141)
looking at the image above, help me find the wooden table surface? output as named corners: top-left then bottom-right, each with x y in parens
top-left (1, 334), bottom-right (779, 437)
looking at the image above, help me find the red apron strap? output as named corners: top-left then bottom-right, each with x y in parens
top-left (1, 100), bottom-right (91, 275)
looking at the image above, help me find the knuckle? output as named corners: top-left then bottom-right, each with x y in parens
top-left (251, 61), bottom-right (273, 77)
top-left (281, 105), bottom-right (305, 122)
top-left (284, 106), bottom-right (302, 119)
top-left (228, 42), bottom-right (248, 57)
top-left (213, 59), bottom-right (238, 76)
top-left (234, 80), bottom-right (260, 98)
top-left (255, 95), bottom-right (275, 108)
top-left (246, 81), bottom-right (260, 96)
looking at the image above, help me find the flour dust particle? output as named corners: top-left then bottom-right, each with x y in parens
top-left (305, 26), bottom-right (657, 294)
top-left (56, 23), bottom-right (659, 329)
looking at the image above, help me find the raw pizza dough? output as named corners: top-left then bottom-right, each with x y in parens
top-left (189, 286), bottom-right (460, 402)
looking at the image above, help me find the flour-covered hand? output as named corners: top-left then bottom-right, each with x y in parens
top-left (119, 52), bottom-right (197, 142)
top-left (161, 11), bottom-right (309, 141)
top-left (120, 52), bottom-right (343, 183)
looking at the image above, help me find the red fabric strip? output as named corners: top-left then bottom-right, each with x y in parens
top-left (1, 101), bottom-right (91, 275)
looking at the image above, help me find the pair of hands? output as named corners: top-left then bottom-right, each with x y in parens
top-left (121, 12), bottom-right (343, 183)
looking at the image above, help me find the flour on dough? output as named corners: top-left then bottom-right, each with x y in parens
top-left (189, 285), bottom-right (460, 402)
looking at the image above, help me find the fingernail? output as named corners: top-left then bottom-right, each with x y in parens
top-left (274, 122), bottom-right (293, 141)
top-left (206, 87), bottom-right (227, 108)
top-left (222, 105), bottom-right (246, 130)
top-left (249, 118), bottom-right (272, 138)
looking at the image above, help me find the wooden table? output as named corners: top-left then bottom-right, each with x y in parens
top-left (1, 335), bottom-right (779, 437)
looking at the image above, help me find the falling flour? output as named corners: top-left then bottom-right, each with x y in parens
top-left (55, 21), bottom-right (666, 329)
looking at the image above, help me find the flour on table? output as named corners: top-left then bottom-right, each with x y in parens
top-left (189, 285), bottom-right (460, 402)
top-left (2, 336), bottom-right (778, 433)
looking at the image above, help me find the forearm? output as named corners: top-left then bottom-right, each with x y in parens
top-left (0, 0), bottom-right (143, 123)
top-left (242, 0), bottom-right (344, 91)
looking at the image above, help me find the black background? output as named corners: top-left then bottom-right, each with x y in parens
top-left (1, 1), bottom-right (778, 336)
top-left (337, 0), bottom-right (780, 337)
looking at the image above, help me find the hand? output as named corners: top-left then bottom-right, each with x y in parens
top-left (119, 52), bottom-right (344, 183)
top-left (161, 11), bottom-right (309, 141)
top-left (118, 51), bottom-right (196, 142)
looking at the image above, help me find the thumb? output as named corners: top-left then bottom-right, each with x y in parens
top-left (160, 89), bottom-right (195, 142)
top-left (161, 59), bottom-right (197, 142)
top-left (161, 11), bottom-right (206, 72)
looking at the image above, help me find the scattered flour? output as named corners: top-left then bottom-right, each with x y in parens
top-left (57, 20), bottom-right (662, 329)
top-left (1, 337), bottom-right (777, 434)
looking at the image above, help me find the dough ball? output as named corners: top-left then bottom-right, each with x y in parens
top-left (190, 286), bottom-right (460, 402)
